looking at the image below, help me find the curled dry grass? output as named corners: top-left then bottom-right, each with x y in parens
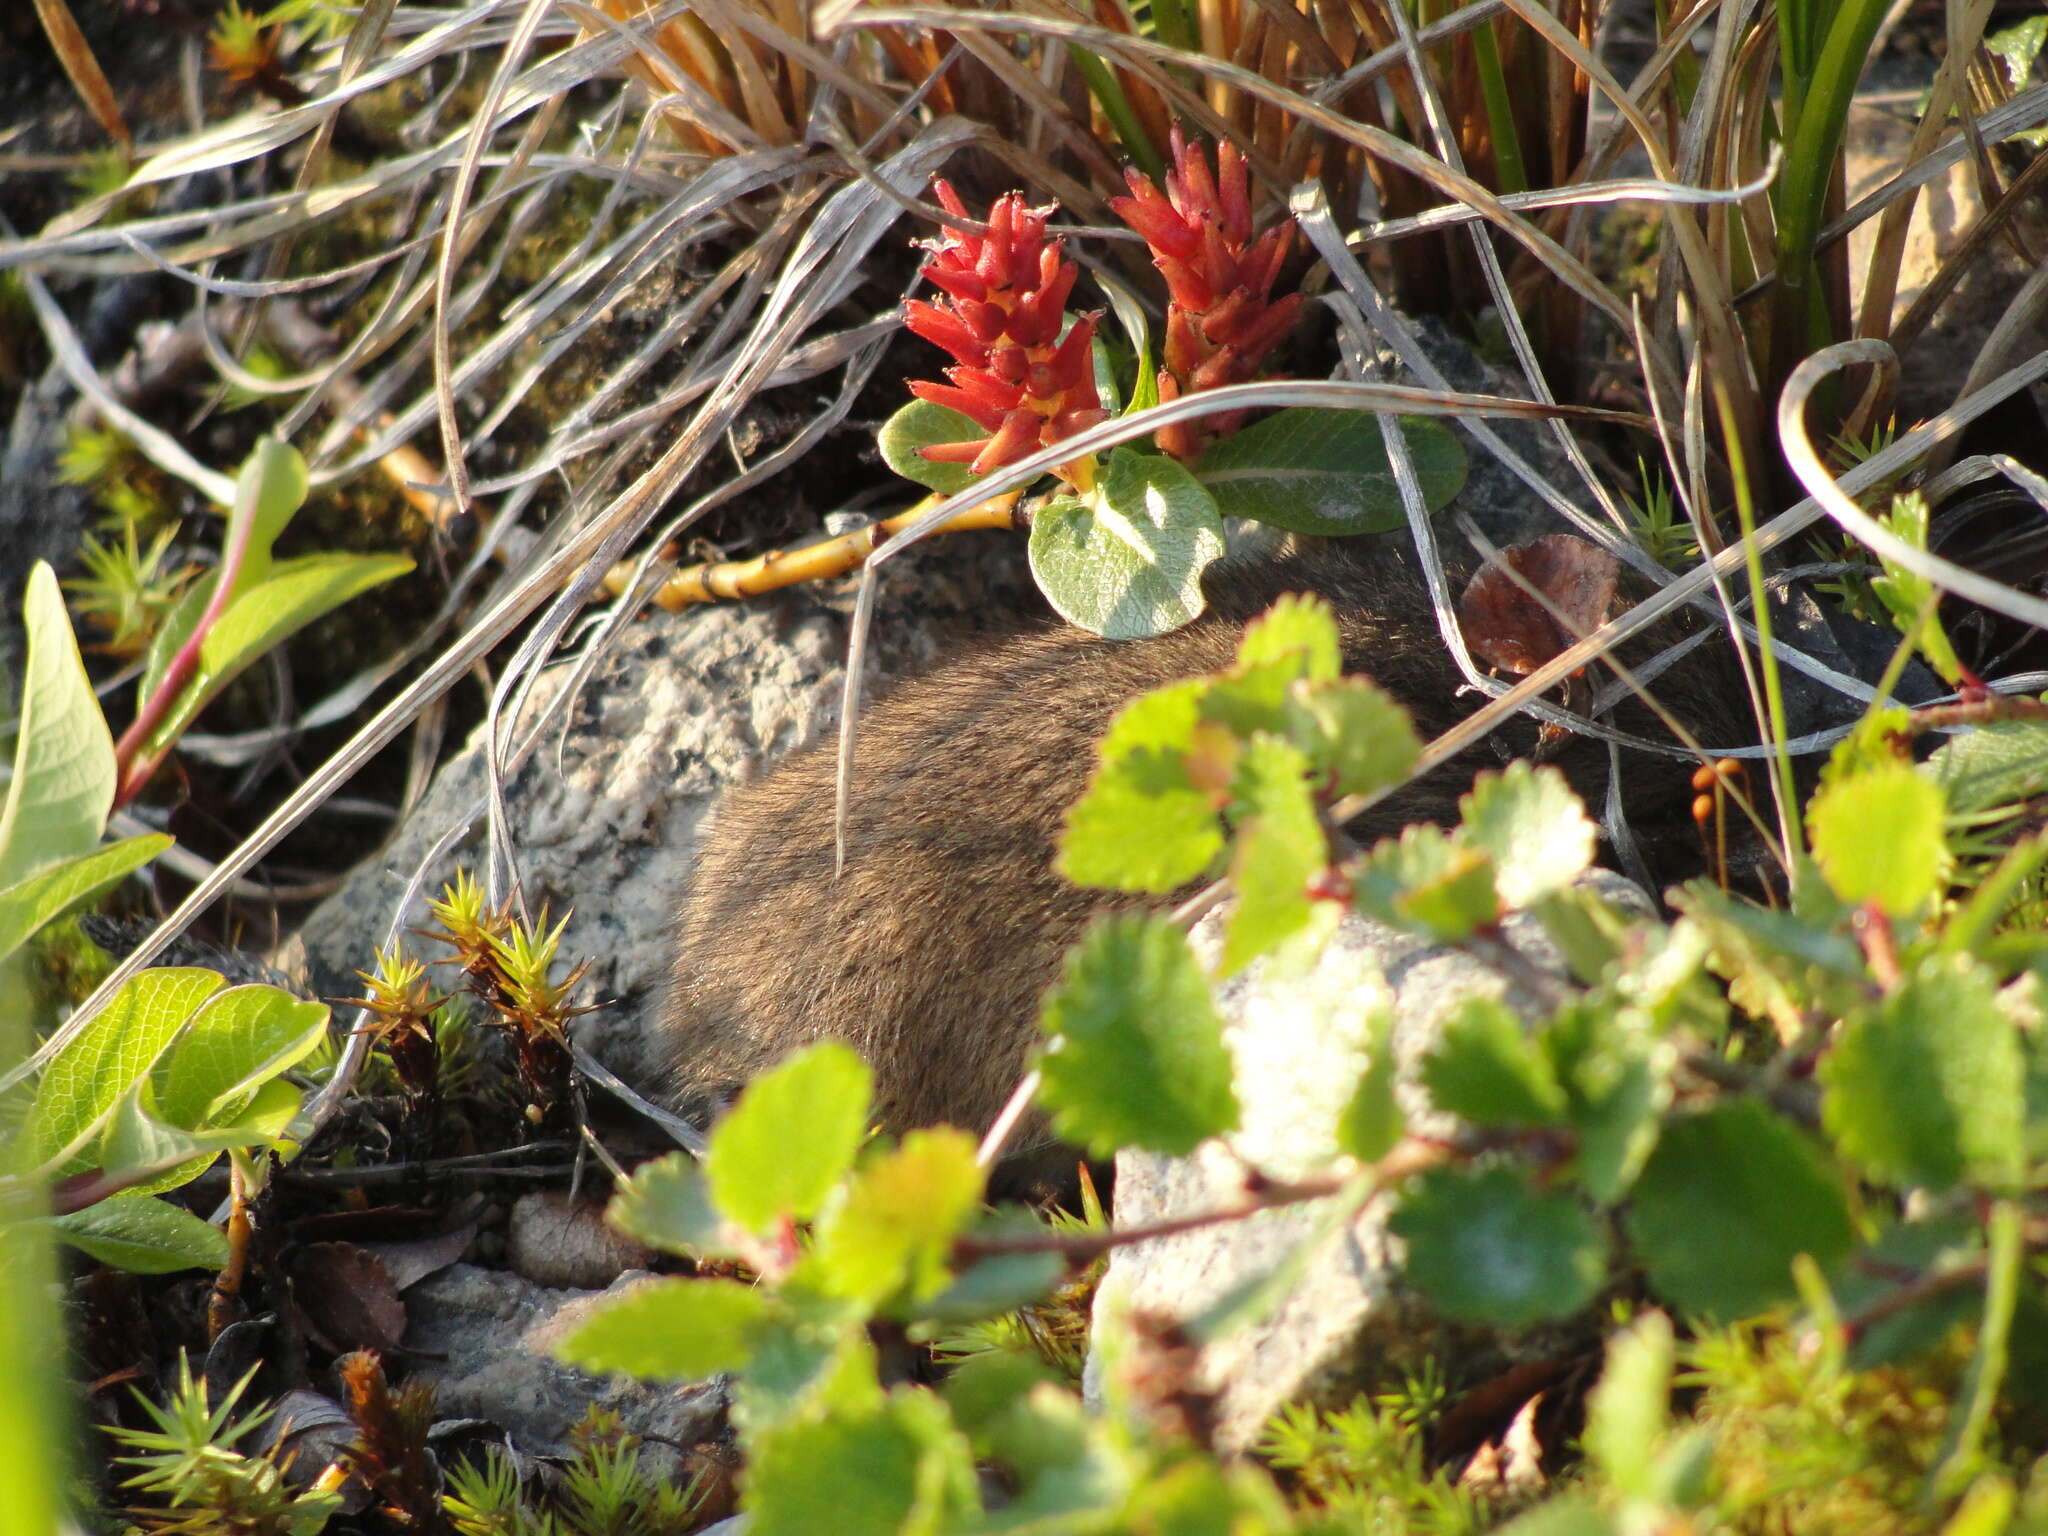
top-left (5, 0), bottom-right (2047, 1075)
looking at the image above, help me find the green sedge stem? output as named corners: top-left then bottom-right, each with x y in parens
top-left (1714, 373), bottom-right (1805, 871)
top-left (1469, 18), bottom-right (1529, 195)
top-left (1147, 0), bottom-right (1197, 52)
top-left (1067, 46), bottom-right (1164, 178)
top-left (1768, 0), bottom-right (1889, 390)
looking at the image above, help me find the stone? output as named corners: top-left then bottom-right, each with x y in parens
top-left (1084, 869), bottom-right (1653, 1453)
top-left (402, 1263), bottom-right (724, 1473)
top-left (506, 1190), bottom-right (655, 1291)
top-left (277, 537), bottom-right (1038, 1094)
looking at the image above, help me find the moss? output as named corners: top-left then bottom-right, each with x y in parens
top-left (1690, 1322), bottom-right (1966, 1533)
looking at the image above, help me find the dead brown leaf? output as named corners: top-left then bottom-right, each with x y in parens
top-left (1459, 534), bottom-right (1621, 676)
top-left (290, 1242), bottom-right (407, 1355)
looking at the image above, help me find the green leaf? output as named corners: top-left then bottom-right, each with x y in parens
top-left (1460, 763), bottom-right (1596, 909)
top-left (1057, 746), bottom-right (1221, 893)
top-left (746, 1392), bottom-right (976, 1536)
top-left (1420, 995), bottom-right (1568, 1127)
top-left (77, 982), bottom-right (324, 1195)
top-left (708, 1042), bottom-right (873, 1233)
top-left (1199, 658), bottom-right (1310, 741)
top-left (1352, 825), bottom-right (1500, 941)
top-left (1336, 1010), bottom-right (1403, 1161)
top-left (556, 1277), bottom-right (769, 1380)
top-left (1296, 678), bottom-right (1421, 798)
top-left (1037, 914), bottom-right (1238, 1157)
top-left (138, 552), bottom-right (414, 758)
top-left (1543, 1000), bottom-right (1668, 1203)
top-left (733, 1292), bottom-right (875, 1431)
top-left (1671, 874), bottom-right (1869, 1029)
top-left (919, 1209), bottom-right (1067, 1325)
top-left (1192, 409), bottom-right (1465, 535)
top-left (1807, 760), bottom-right (1949, 915)
top-left (1220, 736), bottom-right (1325, 975)
top-left (608, 1152), bottom-right (736, 1259)
top-left (48, 1195), bottom-right (228, 1273)
top-left (1233, 593), bottom-right (1341, 681)
top-left (1028, 448), bottom-right (1225, 639)
top-left (1870, 493), bottom-right (1963, 683)
top-left (138, 439), bottom-right (310, 704)
top-left (150, 984), bottom-right (329, 1131)
top-left (1097, 272), bottom-right (1155, 416)
top-left (95, 1074), bottom-right (303, 1198)
top-left (18, 968), bottom-right (226, 1172)
top-left (816, 1128), bottom-right (986, 1308)
top-left (0, 834), bottom-right (170, 964)
top-left (1627, 1100), bottom-right (1854, 1320)
top-left (1820, 954), bottom-right (2024, 1190)
top-left (235, 435), bottom-right (311, 585)
top-left (1391, 1166), bottom-right (1607, 1326)
top-left (877, 400), bottom-right (991, 495)
top-left (1928, 721), bottom-right (2048, 816)
top-left (1583, 1310), bottom-right (1672, 1498)
top-left (0, 563), bottom-right (117, 888)
top-left (1058, 674), bottom-right (1236, 894)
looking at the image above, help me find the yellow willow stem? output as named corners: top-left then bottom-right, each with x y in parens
top-left (611, 487), bottom-right (1028, 610)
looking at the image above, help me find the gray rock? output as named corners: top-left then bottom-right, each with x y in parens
top-left (402, 1263), bottom-right (724, 1471)
top-left (1085, 869), bottom-right (1651, 1453)
top-left (279, 538), bottom-right (1038, 1093)
top-left (507, 1190), bottom-right (655, 1291)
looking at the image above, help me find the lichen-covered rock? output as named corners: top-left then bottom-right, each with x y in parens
top-left (1084, 869), bottom-right (1652, 1452)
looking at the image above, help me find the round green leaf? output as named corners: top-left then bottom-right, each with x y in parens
top-left (746, 1395), bottom-right (971, 1536)
top-left (1220, 735), bottom-right (1325, 976)
top-left (815, 1128), bottom-right (986, 1307)
top-left (1420, 995), bottom-right (1568, 1127)
top-left (1808, 760), bottom-right (1949, 915)
top-left (1352, 825), bottom-right (1500, 941)
top-left (1233, 592), bottom-right (1341, 681)
top-left (878, 400), bottom-right (990, 495)
top-left (1027, 448), bottom-right (1225, 639)
top-left (1298, 677), bottom-right (1421, 799)
top-left (607, 1152), bottom-right (736, 1259)
top-left (1037, 914), bottom-right (1238, 1157)
top-left (1460, 762), bottom-right (1596, 910)
top-left (1193, 410), bottom-right (1465, 535)
top-left (1819, 954), bottom-right (2023, 1190)
top-left (1391, 1166), bottom-right (1607, 1326)
top-left (1927, 720), bottom-right (2048, 816)
top-left (1626, 1100), bottom-right (1854, 1321)
top-left (707, 1042), bottom-right (872, 1233)
top-left (1057, 736), bottom-right (1223, 894)
top-left (555, 1277), bottom-right (767, 1380)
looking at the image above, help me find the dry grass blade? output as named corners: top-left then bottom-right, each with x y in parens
top-left (834, 3), bottom-right (1635, 332)
top-left (1782, 342), bottom-right (2048, 632)
top-left (11, 260), bottom-right (236, 504)
top-left (30, 0), bottom-right (130, 150)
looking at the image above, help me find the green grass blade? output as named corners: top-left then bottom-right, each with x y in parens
top-left (1469, 19), bottom-right (1529, 195)
top-left (1066, 45), bottom-right (1164, 178)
